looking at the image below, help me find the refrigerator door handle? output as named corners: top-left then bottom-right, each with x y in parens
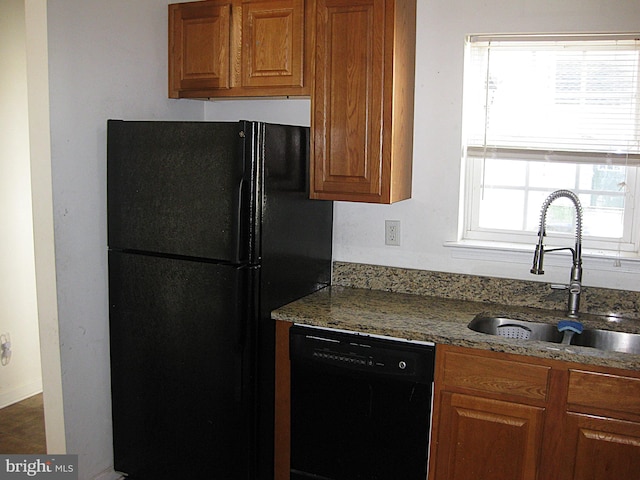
top-left (235, 265), bottom-right (259, 403)
top-left (237, 173), bottom-right (248, 263)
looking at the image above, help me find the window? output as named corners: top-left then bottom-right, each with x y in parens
top-left (461, 34), bottom-right (640, 253)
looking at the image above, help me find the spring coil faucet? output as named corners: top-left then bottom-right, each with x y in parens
top-left (531, 190), bottom-right (583, 318)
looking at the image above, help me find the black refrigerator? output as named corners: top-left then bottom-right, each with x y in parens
top-left (106, 120), bottom-right (332, 480)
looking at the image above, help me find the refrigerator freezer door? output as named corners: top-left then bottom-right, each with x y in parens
top-left (108, 251), bottom-right (254, 479)
top-left (259, 123), bottom-right (333, 314)
top-left (107, 120), bottom-right (251, 263)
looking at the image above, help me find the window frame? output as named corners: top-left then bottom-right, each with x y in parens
top-left (462, 156), bottom-right (640, 252)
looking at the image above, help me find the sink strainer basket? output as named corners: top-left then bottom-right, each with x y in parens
top-left (496, 324), bottom-right (532, 340)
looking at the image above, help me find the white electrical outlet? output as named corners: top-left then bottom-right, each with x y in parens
top-left (1, 332), bottom-right (11, 366)
top-left (385, 220), bottom-right (401, 246)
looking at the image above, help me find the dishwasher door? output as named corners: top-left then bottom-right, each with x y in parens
top-left (289, 325), bottom-right (435, 480)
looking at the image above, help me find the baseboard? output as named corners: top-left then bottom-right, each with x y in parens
top-left (0, 380), bottom-right (43, 409)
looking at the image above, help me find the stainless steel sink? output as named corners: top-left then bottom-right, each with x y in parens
top-left (570, 329), bottom-right (640, 355)
top-left (468, 315), bottom-right (640, 355)
top-left (468, 316), bottom-right (563, 343)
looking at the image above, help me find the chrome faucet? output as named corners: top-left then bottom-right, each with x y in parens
top-left (530, 190), bottom-right (583, 318)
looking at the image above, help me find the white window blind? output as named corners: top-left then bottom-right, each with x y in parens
top-left (465, 35), bottom-right (640, 165)
top-left (461, 34), bottom-right (640, 252)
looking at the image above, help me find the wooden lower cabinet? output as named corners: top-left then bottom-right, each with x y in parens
top-left (430, 345), bottom-right (640, 480)
top-left (562, 413), bottom-right (640, 480)
top-left (274, 320), bottom-right (292, 480)
top-left (433, 392), bottom-right (544, 480)
top-left (275, 333), bottom-right (640, 480)
top-left (430, 346), bottom-right (550, 480)
top-left (557, 368), bottom-right (640, 479)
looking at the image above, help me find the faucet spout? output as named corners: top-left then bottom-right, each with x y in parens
top-left (530, 239), bottom-right (545, 275)
top-left (530, 190), bottom-right (583, 318)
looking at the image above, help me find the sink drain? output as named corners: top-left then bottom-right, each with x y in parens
top-left (496, 324), bottom-right (532, 340)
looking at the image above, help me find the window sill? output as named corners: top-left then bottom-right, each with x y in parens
top-left (444, 240), bottom-right (640, 274)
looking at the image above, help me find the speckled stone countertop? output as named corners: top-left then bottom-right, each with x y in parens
top-left (272, 263), bottom-right (640, 371)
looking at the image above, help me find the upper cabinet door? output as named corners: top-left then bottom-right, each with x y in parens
top-left (169, 0), bottom-right (312, 98)
top-left (242, 0), bottom-right (305, 88)
top-left (169, 1), bottom-right (232, 97)
top-left (311, 0), bottom-right (416, 204)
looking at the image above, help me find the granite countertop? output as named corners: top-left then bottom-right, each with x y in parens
top-left (271, 285), bottom-right (640, 371)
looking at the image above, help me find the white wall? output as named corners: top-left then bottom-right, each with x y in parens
top-left (43, 0), bottom-right (640, 479)
top-left (207, 0), bottom-right (640, 292)
top-left (46, 0), bottom-right (202, 477)
top-left (26, 0), bottom-right (67, 454)
top-left (0, 0), bottom-right (42, 408)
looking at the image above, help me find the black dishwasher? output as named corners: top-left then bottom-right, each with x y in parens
top-left (289, 325), bottom-right (436, 480)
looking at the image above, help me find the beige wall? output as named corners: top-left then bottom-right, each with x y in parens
top-left (45, 0), bottom-right (203, 477)
top-left (0, 0), bottom-right (42, 408)
top-left (25, 0), bottom-right (66, 455)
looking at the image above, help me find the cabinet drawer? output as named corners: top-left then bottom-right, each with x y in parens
top-left (568, 369), bottom-right (640, 417)
top-left (441, 350), bottom-right (550, 401)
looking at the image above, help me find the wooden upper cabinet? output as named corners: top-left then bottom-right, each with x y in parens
top-left (169, 1), bottom-right (231, 95)
top-left (311, 0), bottom-right (416, 203)
top-left (169, 0), bottom-right (312, 98)
top-left (242, 0), bottom-right (305, 88)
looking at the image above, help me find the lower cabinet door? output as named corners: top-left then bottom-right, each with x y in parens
top-left (562, 412), bottom-right (640, 480)
top-left (432, 392), bottom-right (545, 480)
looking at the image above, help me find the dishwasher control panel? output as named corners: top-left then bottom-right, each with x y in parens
top-left (289, 325), bottom-right (435, 384)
